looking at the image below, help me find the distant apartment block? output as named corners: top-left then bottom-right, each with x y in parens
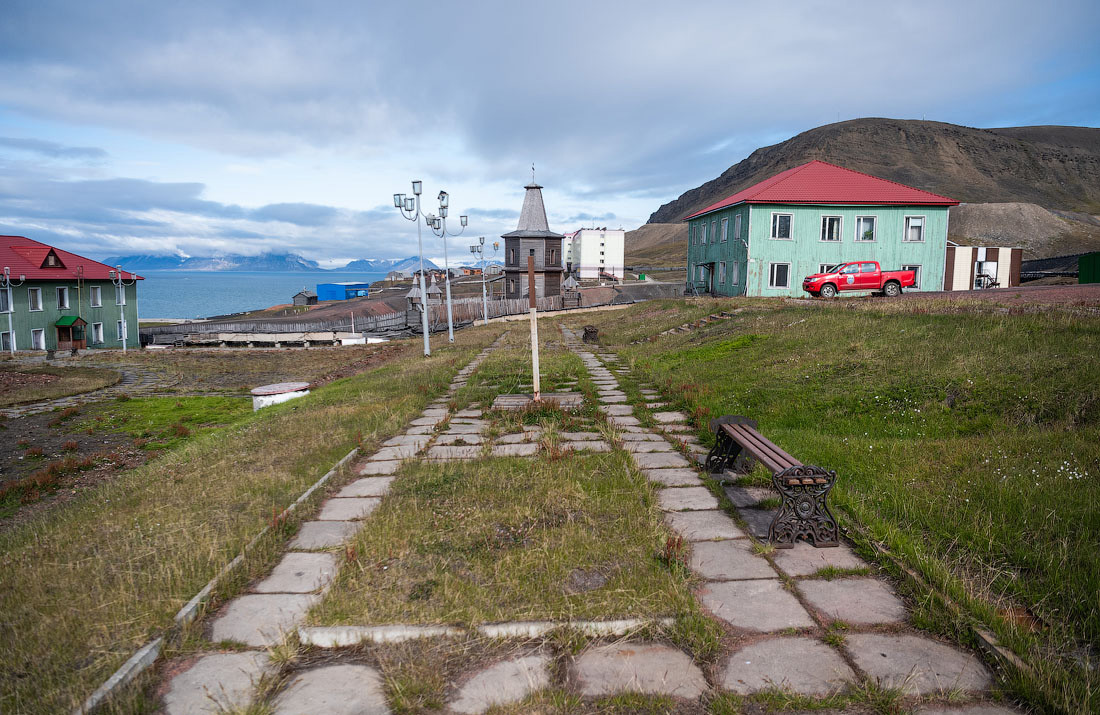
top-left (565, 228), bottom-right (625, 280)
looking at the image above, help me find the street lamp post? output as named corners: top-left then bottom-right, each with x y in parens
top-left (2, 267), bottom-right (26, 354)
top-left (426, 190), bottom-right (467, 343)
top-left (469, 237), bottom-right (490, 324)
top-left (393, 180), bottom-right (431, 357)
top-left (109, 267), bottom-right (137, 353)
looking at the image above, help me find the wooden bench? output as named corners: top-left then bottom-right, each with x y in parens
top-left (705, 416), bottom-right (838, 548)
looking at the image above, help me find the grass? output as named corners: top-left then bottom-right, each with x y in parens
top-left (567, 298), bottom-right (1100, 713)
top-left (0, 364), bottom-right (120, 406)
top-left (0, 329), bottom-right (495, 713)
top-left (80, 395), bottom-right (252, 450)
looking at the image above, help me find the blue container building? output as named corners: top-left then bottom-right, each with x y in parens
top-left (316, 282), bottom-right (371, 301)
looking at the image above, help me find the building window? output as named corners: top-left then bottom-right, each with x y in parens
top-left (92, 322), bottom-right (104, 344)
top-left (720, 218), bottom-right (728, 242)
top-left (31, 328), bottom-right (45, 350)
top-left (771, 213), bottom-right (792, 240)
top-left (0, 287), bottom-right (10, 313)
top-left (819, 263), bottom-right (840, 274)
top-left (731, 261), bottom-right (740, 285)
top-left (697, 265), bottom-right (706, 282)
top-left (901, 264), bottom-right (922, 289)
top-left (57, 286), bottom-right (69, 309)
top-left (855, 216), bottom-right (876, 242)
top-left (117, 320), bottom-right (125, 341)
top-left (701, 222), bottom-right (708, 244)
top-left (1, 330), bottom-right (11, 351)
top-left (768, 263), bottom-right (791, 289)
top-left (711, 220), bottom-right (718, 243)
top-left (28, 287), bottom-right (42, 311)
top-left (115, 284), bottom-right (126, 305)
top-left (90, 285), bottom-right (101, 307)
top-left (734, 214), bottom-right (742, 240)
top-left (820, 216), bottom-right (842, 242)
top-left (904, 216), bottom-right (925, 242)
top-left (718, 261), bottom-right (727, 283)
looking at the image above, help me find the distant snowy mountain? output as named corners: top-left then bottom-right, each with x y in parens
top-left (341, 256), bottom-right (440, 273)
top-left (102, 253), bottom-right (323, 271)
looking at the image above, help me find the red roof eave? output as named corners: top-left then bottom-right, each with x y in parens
top-left (0, 235), bottom-right (144, 281)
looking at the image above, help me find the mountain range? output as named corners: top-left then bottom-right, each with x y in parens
top-left (628, 118), bottom-right (1100, 265)
top-left (100, 253), bottom-right (448, 273)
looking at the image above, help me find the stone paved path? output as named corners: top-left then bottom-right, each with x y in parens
top-left (155, 326), bottom-right (1020, 714)
top-left (0, 363), bottom-right (177, 417)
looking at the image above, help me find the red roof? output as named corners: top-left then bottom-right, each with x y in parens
top-left (0, 235), bottom-right (143, 282)
top-left (683, 160), bottom-right (958, 220)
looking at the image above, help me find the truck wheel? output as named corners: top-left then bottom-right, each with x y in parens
top-left (820, 284), bottom-right (837, 298)
top-left (883, 281), bottom-right (901, 297)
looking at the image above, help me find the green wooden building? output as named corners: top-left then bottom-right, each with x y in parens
top-left (1, 235), bottom-right (141, 353)
top-left (684, 161), bottom-right (959, 297)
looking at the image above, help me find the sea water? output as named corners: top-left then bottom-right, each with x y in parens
top-left (136, 270), bottom-right (390, 320)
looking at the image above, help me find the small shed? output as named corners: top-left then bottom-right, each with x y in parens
top-left (317, 282), bottom-right (370, 301)
top-left (1080, 252), bottom-right (1100, 284)
top-left (292, 290), bottom-right (318, 306)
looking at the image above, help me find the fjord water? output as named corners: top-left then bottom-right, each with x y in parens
top-left (137, 270), bottom-right (389, 319)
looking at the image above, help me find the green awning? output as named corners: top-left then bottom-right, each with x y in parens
top-left (55, 316), bottom-right (87, 327)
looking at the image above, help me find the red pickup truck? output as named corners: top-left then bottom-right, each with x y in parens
top-left (802, 261), bottom-right (915, 298)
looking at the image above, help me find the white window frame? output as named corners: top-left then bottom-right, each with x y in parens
top-left (903, 215), bottom-right (926, 243)
top-left (770, 212), bottom-right (793, 240)
top-left (718, 261), bottom-right (727, 283)
top-left (701, 222), bottom-right (708, 244)
top-left (820, 215), bottom-right (842, 242)
top-left (115, 284), bottom-right (126, 306)
top-left (92, 322), bottom-right (104, 344)
top-left (28, 287), bottom-right (42, 311)
top-left (0, 287), bottom-right (11, 313)
top-left (733, 214), bottom-right (742, 240)
top-left (117, 320), bottom-right (125, 341)
top-left (720, 218), bottom-right (728, 242)
top-left (731, 261), bottom-right (740, 285)
top-left (819, 263), bottom-right (840, 274)
top-left (0, 330), bottom-right (11, 352)
top-left (89, 285), bottom-right (102, 307)
top-left (57, 286), bottom-right (69, 309)
top-left (855, 215), bottom-right (877, 242)
top-left (768, 262), bottom-right (791, 289)
top-left (901, 264), bottom-right (922, 289)
top-left (31, 328), bottom-right (45, 350)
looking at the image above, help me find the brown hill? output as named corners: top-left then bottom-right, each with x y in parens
top-left (642, 118), bottom-right (1100, 261)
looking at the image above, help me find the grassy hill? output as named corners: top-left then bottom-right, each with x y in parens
top-left (634, 119), bottom-right (1100, 264)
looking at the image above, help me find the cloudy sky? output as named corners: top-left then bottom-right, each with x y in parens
top-left (1, 0), bottom-right (1097, 266)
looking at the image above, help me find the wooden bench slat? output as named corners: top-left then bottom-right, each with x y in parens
top-left (722, 423), bottom-right (800, 472)
top-left (728, 424), bottom-right (801, 467)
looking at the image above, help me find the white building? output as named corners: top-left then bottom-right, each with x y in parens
top-left (565, 227), bottom-right (625, 280)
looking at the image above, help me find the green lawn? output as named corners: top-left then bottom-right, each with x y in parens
top-left (564, 298), bottom-right (1099, 714)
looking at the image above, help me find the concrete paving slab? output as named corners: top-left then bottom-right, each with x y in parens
top-left (162, 652), bottom-right (270, 715)
top-left (495, 433), bottom-right (534, 444)
top-left (644, 468), bottom-right (703, 487)
top-left (639, 390), bottom-right (659, 397)
top-left (723, 485), bottom-right (775, 508)
top-left (621, 432), bottom-right (666, 442)
top-left (491, 443), bottom-right (540, 457)
top-left (665, 510), bottom-right (744, 540)
top-left (405, 425), bottom-right (436, 435)
top-left (273, 663), bottom-right (389, 715)
top-left (210, 594), bottom-right (320, 647)
top-left (558, 431), bottom-right (603, 440)
top-left (253, 552), bottom-right (338, 594)
top-left (737, 508), bottom-right (777, 539)
top-left (369, 445), bottom-right (419, 461)
top-left (450, 418), bottom-right (487, 426)
top-left (454, 409), bottom-right (483, 417)
top-left (317, 497), bottom-right (381, 521)
top-left (624, 441), bottom-right (675, 453)
top-left (358, 460), bottom-right (400, 476)
top-left (600, 404), bottom-right (634, 415)
top-left (421, 408), bottom-right (449, 417)
top-left (690, 540), bottom-right (777, 580)
top-left (634, 451), bottom-right (691, 469)
top-left (609, 415), bottom-right (642, 427)
top-left (652, 411), bottom-right (689, 424)
top-left (846, 634), bottom-right (992, 695)
top-left (450, 654), bottom-right (552, 714)
top-left (913, 706), bottom-right (1025, 715)
top-left (619, 425), bottom-right (647, 433)
top-left (720, 637), bottom-right (855, 695)
top-left (382, 435), bottom-right (431, 448)
top-left (599, 395), bottom-right (628, 403)
top-left (699, 580), bottom-right (814, 631)
top-left (573, 642), bottom-right (707, 699)
top-left (409, 416), bottom-right (445, 426)
top-left (658, 486), bottom-right (720, 511)
top-left (645, 402), bottom-right (669, 409)
top-left (426, 445), bottom-right (481, 460)
top-left (771, 542), bottom-right (868, 578)
top-left (799, 578), bottom-right (907, 625)
top-left (436, 433), bottom-right (485, 445)
top-left (445, 422), bottom-right (484, 434)
top-left (662, 424), bottom-right (693, 433)
top-left (562, 440), bottom-right (611, 452)
top-left (290, 521), bottom-right (360, 550)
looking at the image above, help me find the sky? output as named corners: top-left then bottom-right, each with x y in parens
top-left (1, 0), bottom-right (1097, 267)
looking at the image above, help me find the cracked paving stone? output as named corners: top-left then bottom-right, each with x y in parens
top-left (720, 637), bottom-right (856, 695)
top-left (573, 642), bottom-right (707, 699)
top-left (699, 580), bottom-right (814, 631)
top-left (338, 477), bottom-right (394, 498)
top-left (798, 578), bottom-right (907, 625)
top-left (426, 445), bottom-right (481, 460)
top-left (162, 652), bottom-right (270, 715)
top-left (358, 460), bottom-right (400, 476)
top-left (623, 441), bottom-right (675, 453)
top-left (633, 451), bottom-right (690, 469)
top-left (436, 433), bottom-right (485, 445)
top-left (317, 497), bottom-right (381, 521)
top-left (290, 521), bottom-right (360, 550)
top-left (846, 634), bottom-right (992, 695)
top-left (771, 541), bottom-right (868, 577)
top-left (253, 552), bottom-right (338, 594)
top-left (600, 404), bottom-right (634, 415)
top-left (449, 654), bottom-right (552, 714)
top-left (562, 440), bottom-right (611, 452)
top-left (657, 486), bottom-right (719, 511)
top-left (665, 510), bottom-right (744, 540)
top-left (273, 663), bottom-right (390, 715)
top-left (210, 594), bottom-right (320, 647)
top-left (643, 468), bottom-right (703, 487)
top-left (690, 539), bottom-right (777, 580)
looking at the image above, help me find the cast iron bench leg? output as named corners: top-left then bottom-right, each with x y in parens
top-left (705, 428), bottom-right (740, 473)
top-left (768, 465), bottom-right (839, 548)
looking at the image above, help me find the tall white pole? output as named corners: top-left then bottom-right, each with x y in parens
top-left (441, 230), bottom-right (454, 343)
top-left (527, 255), bottom-right (540, 401)
top-left (415, 194), bottom-right (430, 357)
top-left (5, 288), bottom-right (13, 354)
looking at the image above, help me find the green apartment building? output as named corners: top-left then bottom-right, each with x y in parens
top-left (685, 161), bottom-right (958, 297)
top-left (1, 235), bottom-right (141, 353)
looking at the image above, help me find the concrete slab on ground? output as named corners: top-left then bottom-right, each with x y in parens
top-left (358, 460), bottom-right (400, 476)
top-left (426, 445), bottom-right (481, 460)
top-left (600, 405), bottom-right (634, 415)
top-left (845, 634), bottom-right (992, 695)
top-left (657, 486), bottom-right (720, 511)
top-left (573, 642), bottom-right (707, 699)
top-left (338, 477), bottom-right (395, 498)
top-left (491, 443), bottom-right (540, 457)
top-left (273, 663), bottom-right (390, 715)
top-left (698, 580), bottom-right (814, 631)
top-left (643, 468), bottom-right (703, 487)
top-left (382, 435), bottom-right (431, 449)
top-left (162, 652), bottom-right (270, 715)
top-left (720, 637), bottom-right (855, 695)
top-left (690, 539), bottom-right (778, 580)
top-left (665, 510), bottom-right (744, 541)
top-left (798, 578), bottom-right (907, 625)
top-left (562, 440), bottom-right (611, 452)
top-left (723, 485), bottom-right (775, 508)
top-left (436, 433), bottom-right (485, 445)
top-left (634, 451), bottom-right (691, 469)
top-left (609, 415), bottom-right (642, 427)
top-left (444, 423), bottom-right (484, 435)
top-left (771, 542), bottom-right (868, 578)
top-left (253, 552), bottom-right (338, 594)
top-left (652, 411), bottom-right (689, 424)
top-left (210, 594), bottom-right (321, 647)
top-left (737, 508), bottom-right (777, 539)
top-left (317, 497), bottom-right (381, 521)
top-left (620, 432), bottom-right (666, 442)
top-left (495, 433), bottom-right (534, 444)
top-left (290, 521), bottom-right (360, 550)
top-left (449, 654), bottom-right (552, 714)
